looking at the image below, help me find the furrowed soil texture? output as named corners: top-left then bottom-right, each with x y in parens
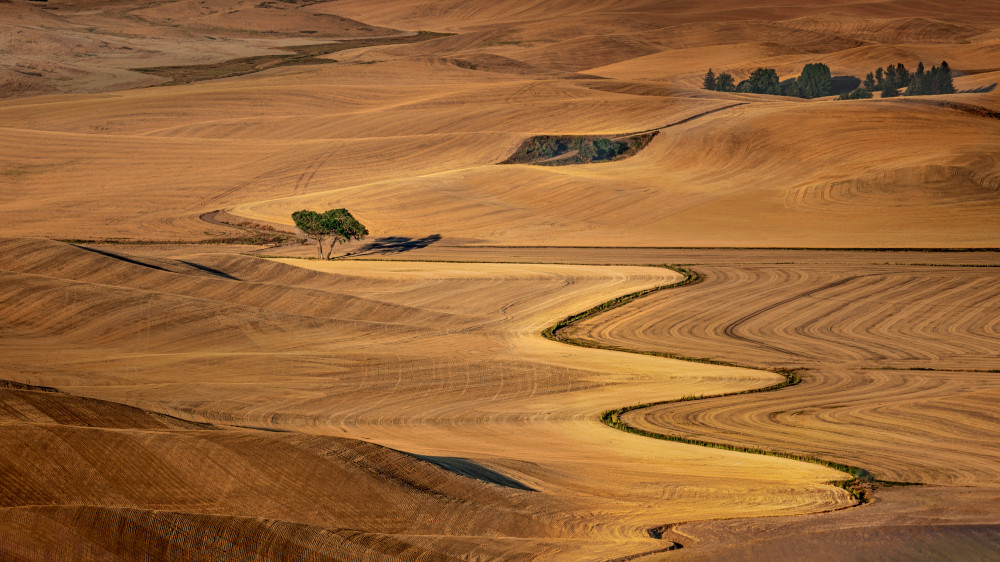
top-left (1, 0), bottom-right (999, 559)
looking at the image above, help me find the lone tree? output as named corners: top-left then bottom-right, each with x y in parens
top-left (796, 62), bottom-right (831, 98)
top-left (292, 208), bottom-right (369, 259)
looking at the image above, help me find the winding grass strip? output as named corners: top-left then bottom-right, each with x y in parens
top-left (542, 264), bottom-right (918, 504)
top-left (133, 32), bottom-right (451, 86)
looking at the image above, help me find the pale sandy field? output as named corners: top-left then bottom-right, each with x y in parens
top-left (1, 0), bottom-right (998, 560)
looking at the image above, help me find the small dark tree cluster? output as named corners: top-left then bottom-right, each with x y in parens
top-left (705, 60), bottom-right (957, 101)
top-left (292, 208), bottom-right (368, 259)
top-left (500, 132), bottom-right (658, 166)
top-left (703, 64), bottom-right (829, 97)
top-left (702, 68), bottom-right (736, 92)
top-left (905, 61), bottom-right (955, 96)
top-left (738, 68), bottom-right (780, 95)
top-left (839, 88), bottom-right (873, 100)
top-left (861, 61), bottom-right (955, 98)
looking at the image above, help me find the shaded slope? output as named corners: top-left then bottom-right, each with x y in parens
top-left (0, 383), bottom-right (539, 560)
top-left (0, 507), bottom-right (455, 562)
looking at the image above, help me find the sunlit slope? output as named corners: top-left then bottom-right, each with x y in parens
top-left (323, 0), bottom-right (1000, 33)
top-left (241, 96), bottom-right (1000, 247)
top-left (3, 0), bottom-right (1000, 247)
top-left (4, 77), bottom-right (996, 246)
top-left (0, 63), bottom-right (717, 242)
top-left (0, 238), bottom-right (852, 558)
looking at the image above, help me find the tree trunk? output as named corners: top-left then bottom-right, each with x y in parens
top-left (325, 240), bottom-right (336, 260)
top-left (316, 237), bottom-right (324, 259)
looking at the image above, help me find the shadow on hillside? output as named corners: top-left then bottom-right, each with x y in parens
top-left (830, 75), bottom-right (862, 95)
top-left (71, 244), bottom-right (171, 273)
top-left (960, 83), bottom-right (996, 93)
top-left (177, 260), bottom-right (240, 281)
top-left (345, 234), bottom-right (442, 257)
top-left (416, 455), bottom-right (536, 491)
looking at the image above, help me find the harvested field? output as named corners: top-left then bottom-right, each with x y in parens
top-left (2, 0), bottom-right (1000, 558)
top-left (566, 264), bottom-right (1000, 482)
top-left (566, 260), bottom-right (1000, 554)
top-left (567, 265), bottom-right (1000, 371)
top-left (0, 239), bottom-right (855, 559)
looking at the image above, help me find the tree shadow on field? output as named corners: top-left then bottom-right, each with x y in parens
top-left (345, 234), bottom-right (442, 257)
top-left (960, 83), bottom-right (996, 93)
top-left (415, 455), bottom-right (536, 491)
top-left (830, 75), bottom-right (862, 95)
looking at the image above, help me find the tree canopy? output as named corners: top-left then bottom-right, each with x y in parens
top-left (703, 59), bottom-right (956, 101)
top-left (858, 60), bottom-right (955, 97)
top-left (702, 68), bottom-right (716, 91)
top-left (839, 87), bottom-right (873, 100)
top-left (714, 72), bottom-right (735, 92)
top-left (742, 68), bottom-right (781, 95)
top-left (905, 61), bottom-right (955, 96)
top-left (796, 63), bottom-right (831, 98)
top-left (292, 208), bottom-right (369, 259)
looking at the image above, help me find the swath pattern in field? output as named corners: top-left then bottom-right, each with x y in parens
top-left (0, 239), bottom-right (852, 559)
top-left (566, 264), bottom-right (1000, 485)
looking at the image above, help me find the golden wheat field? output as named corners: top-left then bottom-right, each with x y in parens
top-left (1, 0), bottom-right (999, 560)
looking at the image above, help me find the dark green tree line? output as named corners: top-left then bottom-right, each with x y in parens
top-left (702, 60), bottom-right (957, 100)
top-left (863, 60), bottom-right (955, 97)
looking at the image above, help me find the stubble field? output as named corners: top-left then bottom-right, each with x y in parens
top-left (1, 0), bottom-right (999, 559)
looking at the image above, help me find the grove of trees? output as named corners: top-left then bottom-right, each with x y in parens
top-left (855, 61), bottom-right (955, 98)
top-left (703, 64), bottom-right (823, 97)
top-left (292, 208), bottom-right (369, 259)
top-left (703, 60), bottom-right (957, 100)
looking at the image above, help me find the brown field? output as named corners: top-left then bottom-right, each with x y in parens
top-left (1, 0), bottom-right (999, 559)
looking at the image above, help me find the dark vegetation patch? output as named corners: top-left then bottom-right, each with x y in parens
top-left (255, 0), bottom-right (327, 7)
top-left (0, 379), bottom-right (58, 393)
top-left (500, 131), bottom-right (658, 166)
top-left (704, 60), bottom-right (957, 99)
top-left (133, 31), bottom-right (451, 86)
